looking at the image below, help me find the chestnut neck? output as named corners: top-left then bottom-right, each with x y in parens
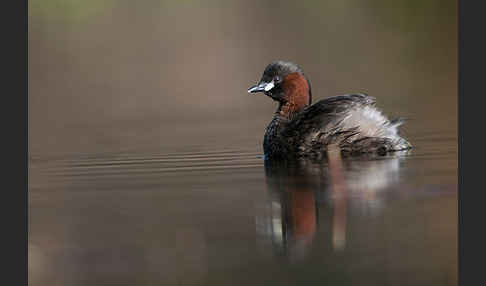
top-left (277, 72), bottom-right (311, 119)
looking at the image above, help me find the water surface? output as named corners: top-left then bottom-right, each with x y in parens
top-left (29, 126), bottom-right (457, 286)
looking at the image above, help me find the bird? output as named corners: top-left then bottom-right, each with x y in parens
top-left (247, 60), bottom-right (412, 159)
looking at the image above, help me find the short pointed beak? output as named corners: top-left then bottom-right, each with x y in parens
top-left (248, 81), bottom-right (274, 93)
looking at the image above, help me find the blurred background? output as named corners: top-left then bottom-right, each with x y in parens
top-left (29, 1), bottom-right (457, 286)
top-left (29, 0), bottom-right (456, 157)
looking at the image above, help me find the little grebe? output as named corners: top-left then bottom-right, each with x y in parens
top-left (248, 61), bottom-right (412, 159)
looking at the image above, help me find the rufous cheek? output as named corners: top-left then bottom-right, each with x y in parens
top-left (282, 72), bottom-right (311, 111)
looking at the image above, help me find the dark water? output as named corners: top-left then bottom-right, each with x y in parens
top-left (29, 1), bottom-right (457, 285)
top-left (29, 128), bottom-right (457, 286)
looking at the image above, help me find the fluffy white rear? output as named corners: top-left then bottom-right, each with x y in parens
top-left (340, 105), bottom-right (400, 139)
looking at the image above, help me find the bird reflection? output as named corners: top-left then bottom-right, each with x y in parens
top-left (256, 150), bottom-right (409, 260)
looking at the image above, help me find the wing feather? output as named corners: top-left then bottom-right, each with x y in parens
top-left (282, 93), bottom-right (376, 147)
